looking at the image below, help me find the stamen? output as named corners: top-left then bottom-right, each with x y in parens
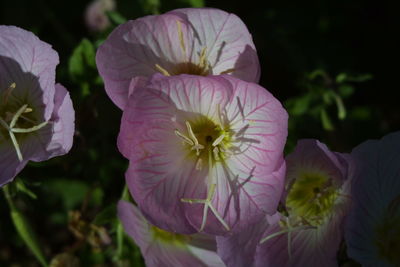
top-left (212, 133), bottom-right (225, 147)
top-left (155, 64), bottom-right (171, 76)
top-left (10, 104), bottom-right (28, 128)
top-left (0, 104), bottom-right (49, 162)
top-left (175, 122), bottom-right (204, 156)
top-left (185, 121), bottom-right (204, 156)
top-left (9, 129), bottom-right (23, 161)
top-left (198, 47), bottom-right (208, 69)
top-left (213, 146), bottom-right (220, 161)
top-left (12, 121), bottom-right (48, 133)
top-left (259, 217), bottom-right (316, 259)
top-left (2, 82), bottom-right (16, 104)
top-left (181, 150), bottom-right (230, 232)
top-left (175, 129), bottom-right (194, 146)
top-left (176, 20), bottom-right (187, 59)
top-left (220, 68), bottom-right (236, 75)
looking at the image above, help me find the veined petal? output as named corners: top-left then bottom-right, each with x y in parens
top-left (96, 8), bottom-right (260, 110)
top-left (118, 74), bottom-right (232, 159)
top-left (222, 75), bottom-right (288, 174)
top-left (30, 84), bottom-right (75, 161)
top-left (216, 216), bottom-right (269, 267)
top-left (168, 8), bottom-right (260, 82)
top-left (255, 209), bottom-right (346, 267)
top-left (118, 200), bottom-right (225, 267)
top-left (0, 26), bottom-right (59, 120)
top-left (96, 13), bottom-right (192, 109)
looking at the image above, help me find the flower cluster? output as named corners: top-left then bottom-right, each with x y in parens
top-left (1, 6), bottom-right (398, 267)
top-left (0, 26), bottom-right (75, 187)
top-left (95, 7), bottom-right (399, 267)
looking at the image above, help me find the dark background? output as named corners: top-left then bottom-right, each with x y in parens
top-left (0, 0), bottom-right (398, 265)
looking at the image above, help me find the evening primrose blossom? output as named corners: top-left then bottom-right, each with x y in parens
top-left (118, 200), bottom-right (225, 267)
top-left (118, 74), bottom-right (287, 235)
top-left (96, 8), bottom-right (260, 109)
top-left (345, 131), bottom-right (400, 267)
top-left (0, 26), bottom-right (75, 186)
top-left (217, 140), bottom-right (351, 267)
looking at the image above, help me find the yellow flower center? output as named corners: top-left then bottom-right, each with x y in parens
top-left (286, 171), bottom-right (339, 226)
top-left (151, 226), bottom-right (189, 247)
top-left (374, 195), bottom-right (400, 265)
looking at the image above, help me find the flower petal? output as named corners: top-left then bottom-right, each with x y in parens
top-left (216, 216), bottom-right (269, 267)
top-left (30, 83), bottom-right (75, 161)
top-left (0, 141), bottom-right (27, 186)
top-left (0, 26), bottom-right (59, 120)
top-left (96, 8), bottom-right (260, 109)
top-left (168, 8), bottom-right (260, 82)
top-left (345, 131), bottom-right (400, 266)
top-left (96, 13), bottom-right (191, 109)
top-left (118, 200), bottom-right (225, 267)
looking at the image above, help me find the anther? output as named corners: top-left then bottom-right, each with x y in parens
top-left (175, 129), bottom-right (194, 146)
top-left (2, 82), bottom-right (16, 104)
top-left (176, 20), bottom-right (187, 58)
top-left (198, 47), bottom-right (208, 69)
top-left (155, 64), bottom-right (171, 76)
top-left (212, 133), bottom-right (225, 147)
top-left (213, 146), bottom-right (220, 161)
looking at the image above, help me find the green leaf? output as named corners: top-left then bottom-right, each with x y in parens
top-left (346, 73), bottom-right (373, 82)
top-left (11, 209), bottom-right (48, 267)
top-left (46, 179), bottom-right (89, 210)
top-left (288, 94), bottom-right (311, 116)
top-left (336, 73), bottom-right (347, 83)
top-left (68, 39), bottom-right (96, 82)
top-left (106, 11), bottom-right (127, 25)
top-left (308, 69), bottom-right (327, 80)
top-left (3, 186), bottom-right (48, 267)
top-left (338, 85), bottom-right (354, 98)
top-left (332, 93), bottom-right (347, 120)
top-left (179, 0), bottom-right (205, 7)
top-left (320, 109), bottom-right (334, 131)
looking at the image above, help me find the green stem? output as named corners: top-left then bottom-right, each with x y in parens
top-left (3, 185), bottom-right (48, 267)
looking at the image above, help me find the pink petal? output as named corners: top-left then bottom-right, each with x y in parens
top-left (118, 200), bottom-right (225, 267)
top-left (168, 8), bottom-right (260, 82)
top-left (30, 83), bottom-right (75, 161)
top-left (96, 13), bottom-right (191, 109)
top-left (0, 141), bottom-right (28, 186)
top-left (216, 216), bottom-right (269, 267)
top-left (0, 26), bottom-right (59, 120)
top-left (96, 8), bottom-right (260, 110)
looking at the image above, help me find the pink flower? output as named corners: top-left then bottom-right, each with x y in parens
top-left (0, 26), bottom-right (75, 186)
top-left (217, 139), bottom-right (351, 266)
top-left (118, 74), bottom-right (287, 235)
top-left (118, 200), bottom-right (225, 267)
top-left (96, 8), bottom-right (260, 109)
top-left (345, 131), bottom-right (400, 266)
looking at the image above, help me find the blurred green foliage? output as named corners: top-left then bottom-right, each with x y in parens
top-left (0, 0), bottom-right (396, 266)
